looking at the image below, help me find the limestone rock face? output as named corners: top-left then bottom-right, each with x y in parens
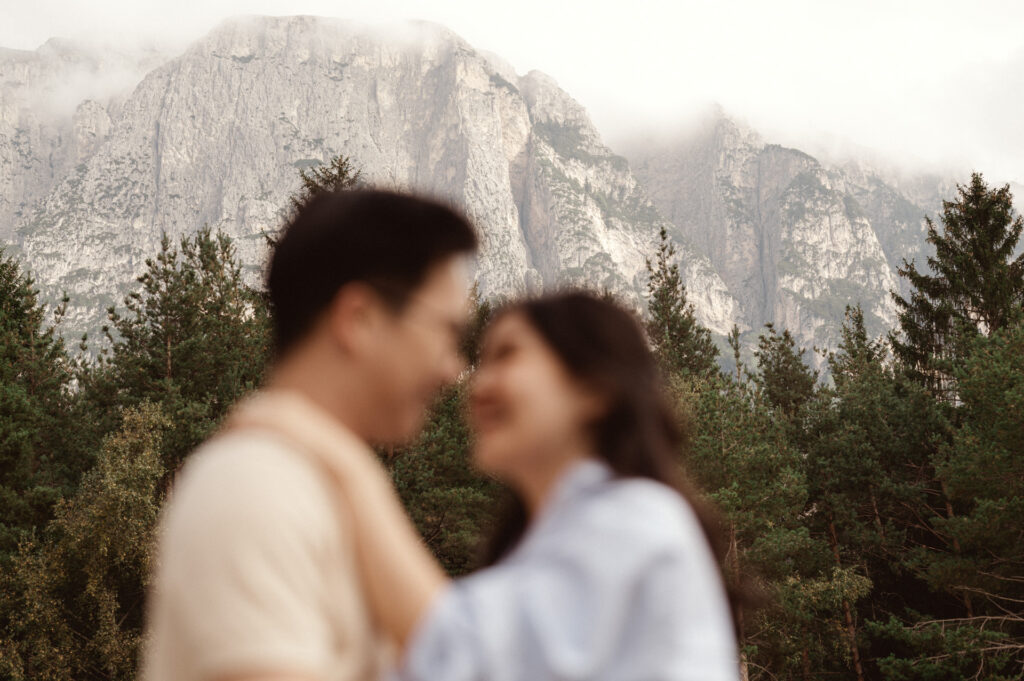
top-left (8, 16), bottom-right (737, 342)
top-left (0, 39), bottom-right (163, 244)
top-left (3, 16), bottom-right (952, 360)
top-left (627, 113), bottom-right (943, 356)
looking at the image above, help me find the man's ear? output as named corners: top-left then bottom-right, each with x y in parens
top-left (323, 283), bottom-right (382, 356)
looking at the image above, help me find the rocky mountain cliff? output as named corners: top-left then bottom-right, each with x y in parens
top-left (626, 113), bottom-right (946, 350)
top-left (1, 15), bottom-right (969, 362)
top-left (5, 16), bottom-right (740, 344)
top-left (0, 39), bottom-right (164, 243)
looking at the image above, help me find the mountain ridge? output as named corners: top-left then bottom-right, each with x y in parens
top-left (0, 15), bottom-right (976, 362)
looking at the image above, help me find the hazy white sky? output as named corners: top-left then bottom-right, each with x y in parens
top-left (3, 0), bottom-right (1023, 182)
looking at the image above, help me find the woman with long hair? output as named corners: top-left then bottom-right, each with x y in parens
top-left (241, 290), bottom-right (739, 680)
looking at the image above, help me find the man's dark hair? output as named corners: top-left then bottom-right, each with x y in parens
top-left (267, 189), bottom-right (478, 355)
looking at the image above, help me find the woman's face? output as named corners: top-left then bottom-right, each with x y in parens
top-left (468, 311), bottom-right (603, 482)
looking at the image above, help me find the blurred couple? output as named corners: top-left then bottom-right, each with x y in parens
top-left (142, 190), bottom-right (739, 681)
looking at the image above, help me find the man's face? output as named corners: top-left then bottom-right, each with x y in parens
top-left (358, 257), bottom-right (470, 444)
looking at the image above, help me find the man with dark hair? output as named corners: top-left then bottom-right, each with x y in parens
top-left (143, 189), bottom-right (478, 681)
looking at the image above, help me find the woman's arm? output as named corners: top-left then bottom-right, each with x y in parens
top-left (326, 444), bottom-right (449, 651)
top-left (225, 392), bottom-right (449, 651)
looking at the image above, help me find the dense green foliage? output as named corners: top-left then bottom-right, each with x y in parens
top-left (750, 323), bottom-right (819, 419)
top-left (646, 226), bottom-right (719, 378)
top-left (384, 384), bottom-right (503, 576)
top-left (288, 154), bottom-right (362, 215)
top-left (0, 250), bottom-right (90, 564)
top-left (84, 228), bottom-right (272, 470)
top-left (891, 172), bottom-right (1024, 399)
top-left (0, 171), bottom-right (1021, 680)
top-left (1, 404), bottom-right (167, 681)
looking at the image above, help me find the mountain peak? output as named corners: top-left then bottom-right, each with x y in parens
top-left (2, 15), bottom-right (947, 363)
top-left (191, 15), bottom-right (471, 57)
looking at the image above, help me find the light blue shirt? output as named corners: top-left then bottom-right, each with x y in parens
top-left (396, 459), bottom-right (740, 681)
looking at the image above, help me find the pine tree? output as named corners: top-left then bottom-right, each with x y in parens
top-left (810, 306), bottom-right (931, 571)
top-left (458, 283), bottom-right (497, 368)
top-left (676, 374), bottom-right (866, 681)
top-left (876, 311), bottom-right (1024, 679)
top-left (384, 383), bottom-right (502, 576)
top-left (645, 227), bottom-right (719, 379)
top-left (263, 154), bottom-right (363, 251)
top-left (0, 249), bottom-right (89, 561)
top-left (827, 305), bottom-right (886, 389)
top-left (890, 173), bottom-right (1024, 398)
top-left (935, 311), bottom-right (1024, 604)
top-left (750, 323), bottom-right (818, 419)
top-left (83, 228), bottom-right (270, 470)
top-left (727, 323), bottom-right (744, 383)
top-left (289, 154), bottom-right (362, 214)
top-left (801, 307), bottom-right (946, 681)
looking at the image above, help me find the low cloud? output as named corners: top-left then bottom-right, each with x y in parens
top-left (3, 0), bottom-right (1022, 185)
top-left (24, 42), bottom-right (168, 120)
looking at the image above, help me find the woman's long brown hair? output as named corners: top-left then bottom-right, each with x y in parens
top-left (479, 290), bottom-right (743, 622)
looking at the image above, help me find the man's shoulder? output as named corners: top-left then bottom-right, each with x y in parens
top-left (183, 429), bottom-right (327, 493)
top-left (185, 428), bottom-right (320, 481)
top-left (162, 429), bottom-right (341, 545)
top-left (146, 428), bottom-right (384, 681)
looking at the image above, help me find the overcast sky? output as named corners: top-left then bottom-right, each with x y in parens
top-left (3, 0), bottom-right (1023, 183)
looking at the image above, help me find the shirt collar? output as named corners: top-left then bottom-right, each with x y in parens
top-left (498, 458), bottom-right (613, 563)
top-left (531, 457), bottom-right (614, 526)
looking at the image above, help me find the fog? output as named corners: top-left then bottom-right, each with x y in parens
top-left (3, 0), bottom-right (1022, 184)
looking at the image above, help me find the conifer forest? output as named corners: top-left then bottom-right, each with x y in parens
top-left (1, 161), bottom-right (1022, 680)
